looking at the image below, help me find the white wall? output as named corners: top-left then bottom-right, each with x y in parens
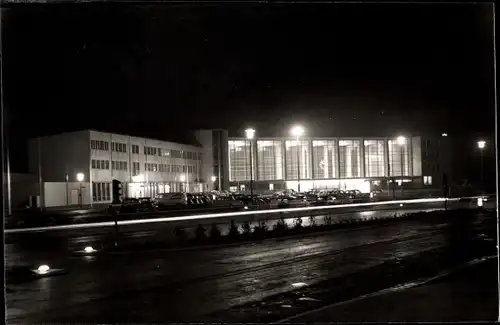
top-left (89, 130), bottom-right (204, 185)
top-left (43, 182), bottom-right (91, 207)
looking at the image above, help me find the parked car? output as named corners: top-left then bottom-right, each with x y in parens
top-left (118, 197), bottom-right (158, 213)
top-left (155, 192), bottom-right (188, 208)
top-left (210, 195), bottom-right (246, 209)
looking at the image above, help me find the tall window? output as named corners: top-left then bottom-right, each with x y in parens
top-left (364, 140), bottom-right (385, 177)
top-left (339, 140), bottom-right (361, 178)
top-left (228, 140), bottom-right (252, 181)
top-left (132, 162), bottom-right (140, 176)
top-left (388, 139), bottom-right (410, 177)
top-left (257, 140), bottom-right (283, 180)
top-left (92, 182), bottom-right (111, 202)
top-left (285, 140), bottom-right (311, 180)
top-left (312, 140), bottom-right (337, 179)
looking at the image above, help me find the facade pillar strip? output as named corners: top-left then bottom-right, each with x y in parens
top-left (336, 138), bottom-right (341, 179)
top-left (360, 138), bottom-right (365, 178)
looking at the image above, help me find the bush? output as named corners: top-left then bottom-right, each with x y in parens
top-left (174, 227), bottom-right (187, 241)
top-left (273, 217), bottom-right (288, 236)
top-left (228, 220), bottom-right (240, 239)
top-left (210, 223), bottom-right (222, 241)
top-left (195, 224), bottom-right (207, 241)
top-left (309, 215), bottom-right (317, 227)
top-left (294, 217), bottom-right (303, 230)
top-left (253, 220), bottom-right (268, 238)
top-left (241, 221), bottom-right (252, 236)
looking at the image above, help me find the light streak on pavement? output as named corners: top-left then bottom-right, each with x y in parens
top-left (5, 197), bottom-right (458, 234)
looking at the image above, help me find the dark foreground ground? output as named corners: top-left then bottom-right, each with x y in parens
top-left (5, 208), bottom-right (497, 323)
top-left (285, 255), bottom-right (498, 323)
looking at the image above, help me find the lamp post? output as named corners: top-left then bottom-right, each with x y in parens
top-left (76, 172), bottom-right (85, 208)
top-left (245, 128), bottom-right (255, 198)
top-left (291, 125), bottom-right (305, 193)
top-left (477, 140), bottom-right (486, 192)
top-left (397, 136), bottom-right (406, 198)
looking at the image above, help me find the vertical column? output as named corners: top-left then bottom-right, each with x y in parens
top-left (346, 142), bottom-right (352, 178)
top-left (323, 143), bottom-right (329, 179)
top-left (384, 138), bottom-right (390, 177)
top-left (360, 138), bottom-right (365, 178)
top-left (253, 139), bottom-right (259, 182)
top-left (283, 139), bottom-right (288, 181)
top-left (409, 137), bottom-right (413, 176)
top-left (307, 139), bottom-right (311, 180)
top-left (336, 138), bottom-right (341, 179)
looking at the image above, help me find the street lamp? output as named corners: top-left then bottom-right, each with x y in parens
top-left (245, 128), bottom-right (256, 198)
top-left (397, 136), bottom-right (406, 198)
top-left (211, 175), bottom-right (217, 182)
top-left (76, 173), bottom-right (84, 208)
top-left (477, 140), bottom-right (486, 191)
top-left (290, 125), bottom-right (305, 193)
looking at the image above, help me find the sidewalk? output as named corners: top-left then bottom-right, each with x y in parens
top-left (288, 257), bottom-right (498, 322)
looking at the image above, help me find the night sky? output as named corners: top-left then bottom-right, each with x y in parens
top-left (2, 3), bottom-right (495, 172)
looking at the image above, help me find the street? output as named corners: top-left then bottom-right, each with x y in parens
top-left (5, 200), bottom-right (465, 270)
top-left (5, 207), bottom-right (496, 323)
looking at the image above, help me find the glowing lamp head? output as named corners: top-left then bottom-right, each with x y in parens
top-left (37, 264), bottom-right (50, 274)
top-left (245, 128), bottom-right (255, 140)
top-left (84, 246), bottom-right (94, 253)
top-left (290, 125), bottom-right (305, 137)
top-left (76, 173), bottom-right (84, 182)
top-left (397, 136), bottom-right (406, 145)
top-left (477, 140), bottom-right (486, 149)
top-left (211, 176), bottom-right (217, 182)
top-left (442, 133), bottom-right (448, 137)
top-left (179, 174), bottom-right (186, 182)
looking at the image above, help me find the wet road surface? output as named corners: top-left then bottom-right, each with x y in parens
top-left (285, 256), bottom-right (498, 322)
top-left (6, 208), bottom-right (496, 323)
top-left (5, 200), bottom-right (466, 270)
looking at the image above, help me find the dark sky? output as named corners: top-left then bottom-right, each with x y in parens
top-left (2, 2), bottom-right (496, 169)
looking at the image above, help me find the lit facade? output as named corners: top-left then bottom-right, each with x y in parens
top-left (227, 136), bottom-right (424, 193)
top-left (28, 130), bottom-right (211, 207)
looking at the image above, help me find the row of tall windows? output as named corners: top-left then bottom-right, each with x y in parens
top-left (228, 139), bottom-right (412, 181)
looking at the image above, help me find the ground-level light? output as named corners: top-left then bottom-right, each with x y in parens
top-left (37, 264), bottom-right (50, 274)
top-left (84, 246), bottom-right (95, 253)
